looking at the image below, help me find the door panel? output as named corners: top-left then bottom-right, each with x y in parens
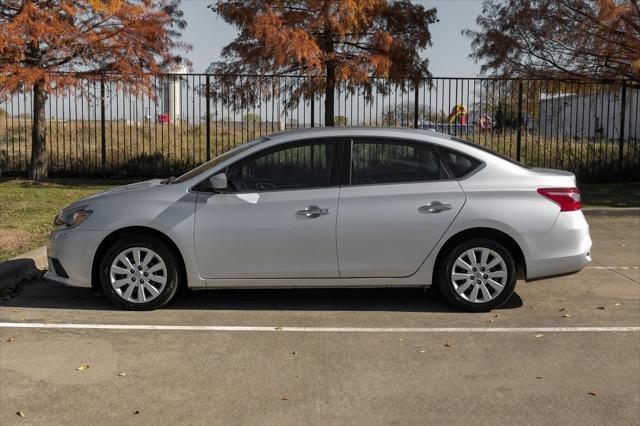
top-left (337, 181), bottom-right (464, 277)
top-left (194, 188), bottom-right (339, 279)
top-left (337, 137), bottom-right (466, 278)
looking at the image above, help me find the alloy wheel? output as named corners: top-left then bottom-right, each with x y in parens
top-left (109, 247), bottom-right (167, 304)
top-left (450, 247), bottom-right (508, 304)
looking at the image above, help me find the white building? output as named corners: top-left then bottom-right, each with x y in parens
top-left (537, 87), bottom-right (639, 140)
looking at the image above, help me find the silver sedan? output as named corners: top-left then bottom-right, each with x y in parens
top-left (46, 128), bottom-right (592, 311)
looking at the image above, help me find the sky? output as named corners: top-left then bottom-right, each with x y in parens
top-left (179, 0), bottom-right (484, 77)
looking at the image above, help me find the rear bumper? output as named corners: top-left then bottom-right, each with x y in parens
top-left (525, 210), bottom-right (592, 280)
top-left (44, 228), bottom-right (109, 288)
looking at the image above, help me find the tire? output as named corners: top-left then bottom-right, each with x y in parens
top-left (99, 235), bottom-right (180, 310)
top-left (437, 238), bottom-right (517, 312)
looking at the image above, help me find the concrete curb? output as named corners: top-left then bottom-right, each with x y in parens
top-left (0, 246), bottom-right (47, 289)
top-left (583, 208), bottom-right (640, 217)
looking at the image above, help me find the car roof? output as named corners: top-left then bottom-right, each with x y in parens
top-left (266, 126), bottom-right (454, 143)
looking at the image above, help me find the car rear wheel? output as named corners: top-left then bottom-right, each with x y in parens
top-left (99, 236), bottom-right (180, 310)
top-left (437, 238), bottom-right (517, 312)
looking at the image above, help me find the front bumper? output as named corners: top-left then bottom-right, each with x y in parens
top-left (525, 210), bottom-right (592, 280)
top-left (45, 228), bottom-right (110, 288)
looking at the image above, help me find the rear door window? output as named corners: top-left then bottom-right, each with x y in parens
top-left (350, 139), bottom-right (448, 185)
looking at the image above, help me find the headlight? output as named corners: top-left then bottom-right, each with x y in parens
top-left (54, 207), bottom-right (93, 229)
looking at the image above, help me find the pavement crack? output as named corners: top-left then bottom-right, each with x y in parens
top-left (592, 260), bottom-right (640, 285)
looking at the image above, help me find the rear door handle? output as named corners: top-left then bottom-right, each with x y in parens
top-left (418, 201), bottom-right (452, 214)
top-left (296, 205), bottom-right (330, 218)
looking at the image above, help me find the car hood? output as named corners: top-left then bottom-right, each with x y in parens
top-left (64, 179), bottom-right (165, 210)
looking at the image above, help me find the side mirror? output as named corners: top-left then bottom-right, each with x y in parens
top-left (208, 173), bottom-right (228, 192)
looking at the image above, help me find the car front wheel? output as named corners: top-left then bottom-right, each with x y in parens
top-left (437, 238), bottom-right (517, 312)
top-left (99, 236), bottom-right (180, 310)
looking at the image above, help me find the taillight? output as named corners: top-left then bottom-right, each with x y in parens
top-left (537, 188), bottom-right (581, 211)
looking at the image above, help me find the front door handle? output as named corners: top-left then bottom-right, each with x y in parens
top-left (296, 205), bottom-right (331, 218)
top-left (418, 201), bottom-right (453, 214)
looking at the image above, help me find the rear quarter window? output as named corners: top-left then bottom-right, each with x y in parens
top-left (437, 147), bottom-right (484, 179)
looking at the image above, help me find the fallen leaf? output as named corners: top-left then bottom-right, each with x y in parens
top-left (281, 396), bottom-right (289, 401)
top-left (588, 391), bottom-right (598, 397)
top-left (76, 365), bottom-right (90, 371)
top-left (6, 336), bottom-right (15, 343)
top-left (444, 343), bottom-right (452, 348)
top-left (16, 411), bottom-right (25, 417)
top-left (118, 373), bottom-right (127, 377)
top-left (563, 314), bottom-right (571, 318)
top-left (533, 334), bottom-right (544, 338)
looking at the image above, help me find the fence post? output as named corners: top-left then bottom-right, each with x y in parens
top-left (516, 81), bottom-right (523, 162)
top-left (100, 77), bottom-right (106, 175)
top-left (310, 95), bottom-right (315, 128)
top-left (618, 82), bottom-right (627, 177)
top-left (205, 75), bottom-right (211, 161)
top-left (413, 81), bottom-right (420, 129)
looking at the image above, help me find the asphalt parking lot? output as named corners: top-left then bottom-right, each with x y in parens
top-left (1, 216), bottom-right (639, 425)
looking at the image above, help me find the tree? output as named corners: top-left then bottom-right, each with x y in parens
top-left (493, 102), bottom-right (518, 131)
top-left (0, 1), bottom-right (188, 180)
top-left (465, 0), bottom-right (640, 82)
top-left (211, 0), bottom-right (438, 126)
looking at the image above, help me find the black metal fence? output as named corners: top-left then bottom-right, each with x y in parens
top-left (1, 74), bottom-right (638, 180)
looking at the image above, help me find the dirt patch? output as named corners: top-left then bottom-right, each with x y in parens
top-left (0, 228), bottom-right (41, 262)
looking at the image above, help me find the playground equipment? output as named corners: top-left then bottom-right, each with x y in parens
top-left (447, 104), bottom-right (467, 124)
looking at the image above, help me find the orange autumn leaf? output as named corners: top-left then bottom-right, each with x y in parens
top-left (212, 0), bottom-right (438, 126)
top-left (0, 0), bottom-right (190, 180)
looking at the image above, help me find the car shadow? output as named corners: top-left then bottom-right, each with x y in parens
top-left (3, 279), bottom-right (524, 313)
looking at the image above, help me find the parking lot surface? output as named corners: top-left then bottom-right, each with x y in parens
top-left (1, 216), bottom-right (639, 425)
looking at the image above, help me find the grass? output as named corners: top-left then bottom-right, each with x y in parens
top-left (0, 177), bottom-right (637, 264)
top-left (0, 178), bottom-right (128, 262)
top-left (0, 118), bottom-right (272, 175)
top-left (580, 182), bottom-right (640, 208)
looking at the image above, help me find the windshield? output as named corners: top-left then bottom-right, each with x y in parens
top-left (172, 137), bottom-right (270, 184)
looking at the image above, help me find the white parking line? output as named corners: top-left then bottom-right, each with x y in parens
top-left (1, 322), bottom-right (639, 333)
top-left (586, 266), bottom-right (639, 270)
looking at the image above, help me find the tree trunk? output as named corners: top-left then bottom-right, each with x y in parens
top-left (29, 81), bottom-right (48, 181)
top-left (324, 61), bottom-right (336, 126)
